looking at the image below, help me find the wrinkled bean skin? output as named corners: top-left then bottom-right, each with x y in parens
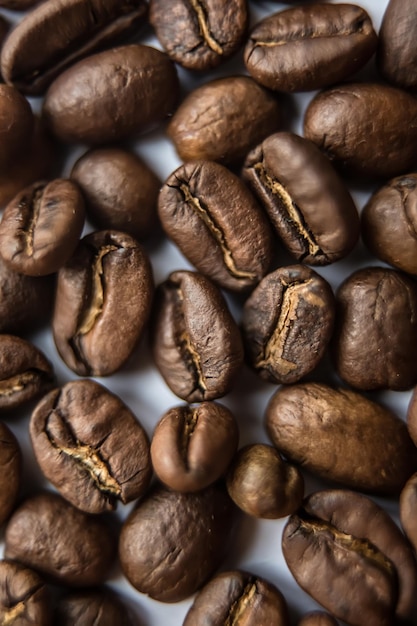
top-left (0, 422), bottom-right (21, 525)
top-left (304, 83), bottom-right (417, 179)
top-left (244, 4), bottom-right (376, 92)
top-left (266, 382), bottom-right (417, 496)
top-left (242, 266), bottom-right (335, 384)
top-left (400, 473), bottom-right (417, 556)
top-left (119, 484), bottom-right (238, 603)
top-left (282, 490), bottom-right (417, 626)
top-left (0, 85), bottom-right (33, 170)
top-left (4, 492), bottom-right (116, 586)
top-left (55, 588), bottom-right (137, 626)
top-left (183, 570), bottom-right (290, 626)
top-left (0, 560), bottom-right (51, 626)
top-left (298, 613), bottom-right (338, 626)
top-left (378, 0), bottom-right (417, 92)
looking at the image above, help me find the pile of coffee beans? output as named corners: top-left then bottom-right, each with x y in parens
top-left (0, 0), bottom-right (416, 624)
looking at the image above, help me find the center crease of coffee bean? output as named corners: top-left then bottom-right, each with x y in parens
top-left (0, 370), bottom-right (49, 396)
top-left (180, 408), bottom-right (199, 465)
top-left (21, 185), bottom-right (44, 257)
top-left (189, 0), bottom-right (223, 55)
top-left (224, 580), bottom-right (257, 626)
top-left (2, 582), bottom-right (43, 626)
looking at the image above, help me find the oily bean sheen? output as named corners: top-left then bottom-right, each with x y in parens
top-left (226, 444), bottom-right (304, 519)
top-left (0, 422), bottom-right (21, 525)
top-left (0, 85), bottom-right (33, 170)
top-left (30, 380), bottom-right (151, 514)
top-left (266, 382), bottom-right (417, 495)
top-left (53, 230), bottom-right (153, 377)
top-left (244, 4), bottom-right (376, 93)
top-left (55, 588), bottom-right (137, 626)
top-left (242, 132), bottom-right (359, 264)
top-left (150, 0), bottom-right (248, 71)
top-left (1, 0), bottom-right (148, 95)
top-left (183, 570), bottom-right (290, 626)
top-left (119, 484), bottom-right (237, 603)
top-left (282, 490), bottom-right (417, 625)
top-left (334, 267), bottom-right (417, 390)
top-left (400, 473), bottom-right (417, 555)
top-left (0, 560), bottom-right (51, 626)
top-left (4, 492), bottom-right (116, 586)
top-left (168, 76), bottom-right (281, 164)
top-left (304, 83), bottom-right (417, 179)
top-left (0, 179), bottom-right (85, 276)
top-left (242, 266), bottom-right (335, 384)
top-left (0, 335), bottom-right (55, 411)
top-left (158, 163), bottom-right (272, 291)
top-left (43, 45), bottom-right (179, 145)
top-left (152, 271), bottom-right (244, 400)
top-left (362, 174), bottom-right (417, 275)
top-left (378, 0), bottom-right (417, 92)
top-left (151, 402), bottom-right (239, 492)
top-left (298, 613), bottom-right (338, 626)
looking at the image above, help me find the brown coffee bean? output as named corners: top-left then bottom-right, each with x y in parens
top-left (55, 588), bottom-right (138, 626)
top-left (0, 179), bottom-right (85, 276)
top-left (298, 613), bottom-right (338, 626)
top-left (43, 45), bottom-right (179, 145)
top-left (0, 422), bottom-right (21, 525)
top-left (266, 382), bottom-right (417, 496)
top-left (0, 560), bottom-right (51, 626)
top-left (119, 484), bottom-right (237, 602)
top-left (362, 174), bottom-right (417, 275)
top-left (226, 444), bottom-right (304, 519)
top-left (53, 230), bottom-right (153, 377)
top-left (407, 387), bottom-right (417, 447)
top-left (71, 148), bottom-right (160, 240)
top-left (183, 570), bottom-right (290, 626)
top-left (1, 0), bottom-right (148, 95)
top-left (0, 334), bottom-right (55, 411)
top-left (400, 473), bottom-right (417, 556)
top-left (242, 132), bottom-right (359, 265)
top-left (0, 84), bottom-right (33, 169)
top-left (150, 0), bottom-right (248, 71)
top-left (158, 163), bottom-right (272, 291)
top-left (4, 492), bottom-right (116, 586)
top-left (168, 76), bottom-right (281, 164)
top-left (333, 267), bottom-right (417, 390)
top-left (282, 489), bottom-right (417, 625)
top-left (244, 4), bottom-right (376, 92)
top-left (242, 266), bottom-right (335, 384)
top-left (378, 0), bottom-right (417, 92)
top-left (151, 402), bottom-right (238, 492)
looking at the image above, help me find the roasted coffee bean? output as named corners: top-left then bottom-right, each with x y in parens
top-left (362, 174), bottom-right (417, 275)
top-left (5, 492), bottom-right (116, 586)
top-left (242, 266), bottom-right (335, 384)
top-left (266, 382), bottom-right (417, 495)
top-left (400, 473), bottom-right (417, 555)
top-left (119, 484), bottom-right (237, 602)
top-left (158, 163), bottom-right (272, 291)
top-left (298, 612), bottom-right (338, 626)
top-left (304, 83), bottom-right (417, 179)
top-left (282, 489), bottom-right (417, 625)
top-left (0, 560), bottom-right (51, 626)
top-left (71, 148), bottom-right (160, 240)
top-left (53, 230), bottom-right (153, 377)
top-left (151, 402), bottom-right (238, 492)
top-left (0, 422), bottom-right (21, 525)
top-left (43, 45), bottom-right (179, 145)
top-left (244, 4), bottom-right (376, 93)
top-left (168, 76), bottom-right (281, 164)
top-left (378, 0), bottom-right (417, 92)
top-left (333, 267), bottom-right (417, 390)
top-left (55, 588), bottom-right (137, 626)
top-left (407, 387), bottom-right (417, 447)
top-left (183, 570), bottom-right (289, 626)
top-left (242, 132), bottom-right (359, 265)
top-left (30, 379), bottom-right (151, 514)
top-left (1, 0), bottom-right (148, 95)
top-left (150, 0), bottom-right (248, 71)
top-left (226, 444), bottom-right (304, 519)
top-left (0, 334), bottom-right (55, 411)
top-left (152, 271), bottom-right (243, 399)
top-left (0, 84), bottom-right (33, 169)
top-left (0, 179), bottom-right (85, 276)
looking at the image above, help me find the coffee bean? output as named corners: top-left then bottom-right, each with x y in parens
top-left (53, 230), bottom-right (153, 377)
top-left (55, 588), bottom-right (137, 626)
top-left (43, 45), bottom-right (179, 144)
top-left (242, 132), bottom-right (359, 264)
top-left (244, 4), bottom-right (376, 92)
top-left (1, 0), bottom-right (148, 95)
top-left (0, 84), bottom-right (33, 170)
top-left (266, 382), bottom-right (417, 495)
top-left (378, 0), bottom-right (417, 92)
top-left (226, 444), bottom-right (304, 519)
top-left (158, 163), bottom-right (272, 291)
top-left (298, 613), bottom-right (338, 626)
top-left (304, 83), bottom-right (417, 179)
top-left (150, 0), bottom-right (248, 71)
top-left (242, 266), bottom-right (335, 384)
top-left (168, 76), bottom-right (281, 164)
top-left (183, 570), bottom-right (290, 626)
top-left (333, 267), bottom-right (417, 390)
top-left (0, 422), bottom-right (21, 525)
top-left (400, 473), bottom-right (417, 556)
top-left (0, 560), bottom-right (51, 626)
top-left (151, 402), bottom-right (238, 492)
top-left (119, 484), bottom-right (237, 602)
top-left (407, 387), bottom-right (417, 447)
top-left (4, 492), bottom-right (116, 586)
top-left (282, 489), bottom-right (417, 625)
top-left (0, 179), bottom-right (85, 276)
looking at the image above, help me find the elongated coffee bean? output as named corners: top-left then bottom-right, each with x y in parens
top-left (378, 0), bottom-right (417, 92)
top-left (400, 473), bottom-right (417, 555)
top-left (55, 588), bottom-right (136, 626)
top-left (0, 560), bottom-right (51, 626)
top-left (0, 85), bottom-right (33, 170)
top-left (0, 422), bottom-right (21, 525)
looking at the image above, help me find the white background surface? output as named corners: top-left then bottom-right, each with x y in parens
top-left (0, 1), bottom-right (409, 624)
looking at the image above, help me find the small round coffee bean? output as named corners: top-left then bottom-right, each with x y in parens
top-left (55, 588), bottom-right (137, 626)
top-left (0, 422), bottom-right (21, 525)
top-left (0, 560), bottom-right (51, 626)
top-left (298, 613), bottom-right (338, 626)
top-left (378, 0), bottom-right (417, 92)
top-left (400, 473), bottom-right (417, 555)
top-left (0, 84), bottom-right (33, 169)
